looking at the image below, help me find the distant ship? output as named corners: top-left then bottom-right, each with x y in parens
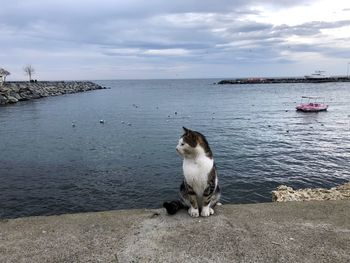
top-left (305, 70), bottom-right (329, 79)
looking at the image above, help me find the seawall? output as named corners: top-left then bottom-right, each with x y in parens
top-left (1, 201), bottom-right (349, 262)
top-left (0, 81), bottom-right (106, 105)
top-left (218, 76), bottom-right (350, 84)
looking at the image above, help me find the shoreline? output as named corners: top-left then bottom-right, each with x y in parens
top-left (1, 182), bottom-right (349, 220)
top-left (0, 81), bottom-right (106, 105)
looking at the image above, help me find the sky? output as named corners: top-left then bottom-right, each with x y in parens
top-left (1, 0), bottom-right (350, 80)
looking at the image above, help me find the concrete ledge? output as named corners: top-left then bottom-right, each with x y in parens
top-left (1, 201), bottom-right (349, 262)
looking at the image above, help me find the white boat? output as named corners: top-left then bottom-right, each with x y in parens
top-left (305, 71), bottom-right (329, 79)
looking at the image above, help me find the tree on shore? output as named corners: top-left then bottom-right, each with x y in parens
top-left (24, 65), bottom-right (35, 81)
top-left (0, 68), bottom-right (10, 86)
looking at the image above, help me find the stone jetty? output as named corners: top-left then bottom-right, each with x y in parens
top-left (0, 81), bottom-right (105, 105)
top-left (218, 76), bottom-right (350, 84)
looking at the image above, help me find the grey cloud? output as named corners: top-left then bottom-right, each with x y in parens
top-left (224, 22), bottom-right (273, 35)
top-left (211, 18), bottom-right (350, 63)
top-left (0, 0), bottom-right (348, 79)
top-left (324, 48), bottom-right (350, 57)
top-left (274, 20), bottom-right (350, 36)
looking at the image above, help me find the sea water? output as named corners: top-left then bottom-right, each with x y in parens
top-left (1, 79), bottom-right (349, 218)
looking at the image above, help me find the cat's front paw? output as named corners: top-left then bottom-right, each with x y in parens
top-left (201, 206), bottom-right (211, 217)
top-left (188, 207), bottom-right (199, 217)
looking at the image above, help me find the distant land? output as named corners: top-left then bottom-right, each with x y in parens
top-left (218, 75), bottom-right (350, 85)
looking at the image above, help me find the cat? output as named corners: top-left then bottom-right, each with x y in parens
top-left (163, 127), bottom-right (221, 217)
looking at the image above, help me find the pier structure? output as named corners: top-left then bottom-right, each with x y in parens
top-left (1, 201), bottom-right (349, 262)
top-left (218, 76), bottom-right (350, 84)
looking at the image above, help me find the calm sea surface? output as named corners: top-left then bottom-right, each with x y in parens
top-left (1, 79), bottom-right (350, 218)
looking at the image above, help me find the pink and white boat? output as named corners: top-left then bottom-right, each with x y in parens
top-left (296, 96), bottom-right (328, 112)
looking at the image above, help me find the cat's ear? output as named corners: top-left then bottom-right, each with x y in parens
top-left (183, 127), bottom-right (190, 134)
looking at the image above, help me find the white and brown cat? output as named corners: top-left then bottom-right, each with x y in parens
top-left (163, 127), bottom-right (221, 217)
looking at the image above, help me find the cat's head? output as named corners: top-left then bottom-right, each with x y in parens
top-left (176, 127), bottom-right (213, 159)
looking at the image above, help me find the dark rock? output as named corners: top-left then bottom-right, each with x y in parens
top-left (7, 96), bottom-right (18, 103)
top-left (0, 95), bottom-right (8, 104)
top-left (0, 81), bottom-right (104, 105)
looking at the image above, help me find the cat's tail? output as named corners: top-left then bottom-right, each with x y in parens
top-left (163, 200), bottom-right (184, 215)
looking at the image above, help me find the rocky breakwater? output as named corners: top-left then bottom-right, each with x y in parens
top-left (0, 81), bottom-right (106, 105)
top-left (272, 182), bottom-right (350, 202)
